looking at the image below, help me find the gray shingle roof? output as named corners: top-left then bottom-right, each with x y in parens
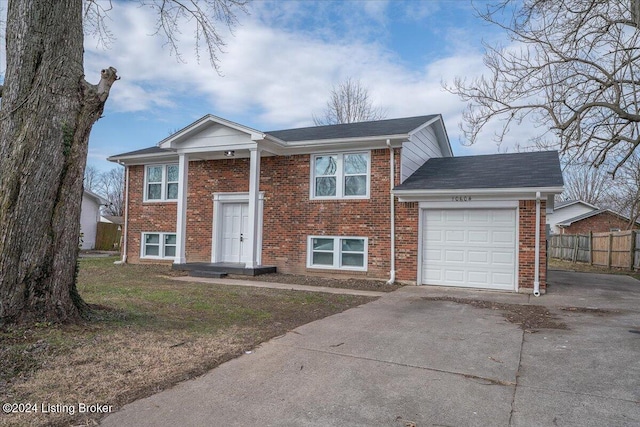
top-left (394, 151), bottom-right (563, 191)
top-left (266, 115), bottom-right (438, 142)
top-left (109, 146), bottom-right (173, 160)
top-left (109, 115), bottom-right (441, 159)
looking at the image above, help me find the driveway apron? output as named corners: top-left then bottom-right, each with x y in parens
top-left (101, 271), bottom-right (640, 426)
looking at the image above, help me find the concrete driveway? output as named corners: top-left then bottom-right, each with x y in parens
top-left (101, 270), bottom-right (640, 426)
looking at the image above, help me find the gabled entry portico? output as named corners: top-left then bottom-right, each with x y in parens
top-left (166, 115), bottom-right (274, 270)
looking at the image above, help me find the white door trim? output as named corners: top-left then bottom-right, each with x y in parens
top-left (212, 192), bottom-right (264, 264)
top-left (418, 205), bottom-right (519, 292)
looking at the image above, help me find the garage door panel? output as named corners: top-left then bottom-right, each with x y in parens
top-left (445, 211), bottom-right (465, 222)
top-left (492, 251), bottom-right (515, 265)
top-left (444, 250), bottom-right (465, 262)
top-left (424, 249), bottom-right (442, 262)
top-left (422, 209), bottom-right (516, 291)
top-left (468, 230), bottom-right (489, 243)
top-left (445, 230), bottom-right (465, 243)
top-left (467, 251), bottom-right (489, 263)
top-left (493, 230), bottom-right (515, 244)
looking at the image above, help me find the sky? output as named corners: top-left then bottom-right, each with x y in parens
top-left (73, 0), bottom-right (531, 172)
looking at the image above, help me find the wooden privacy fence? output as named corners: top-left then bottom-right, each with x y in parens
top-left (548, 230), bottom-right (640, 270)
top-left (95, 222), bottom-right (121, 251)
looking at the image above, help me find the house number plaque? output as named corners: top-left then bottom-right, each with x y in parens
top-left (451, 196), bottom-right (472, 202)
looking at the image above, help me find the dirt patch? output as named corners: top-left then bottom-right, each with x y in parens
top-left (422, 297), bottom-right (568, 331)
top-left (227, 272), bottom-right (403, 293)
top-left (560, 306), bottom-right (621, 316)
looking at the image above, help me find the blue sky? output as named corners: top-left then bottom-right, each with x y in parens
top-left (78, 0), bottom-right (526, 172)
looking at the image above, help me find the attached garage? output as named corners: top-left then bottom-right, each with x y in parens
top-left (393, 151), bottom-right (564, 294)
top-left (421, 208), bottom-right (516, 290)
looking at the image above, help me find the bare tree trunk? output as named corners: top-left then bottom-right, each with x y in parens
top-left (0, 0), bottom-right (117, 324)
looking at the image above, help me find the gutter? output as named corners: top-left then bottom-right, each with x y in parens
top-left (386, 139), bottom-right (396, 285)
top-left (534, 192), bottom-right (541, 296)
top-left (115, 164), bottom-right (129, 265)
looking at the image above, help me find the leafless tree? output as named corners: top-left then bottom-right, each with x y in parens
top-left (0, 0), bottom-right (247, 324)
top-left (606, 152), bottom-right (640, 228)
top-left (84, 165), bottom-right (101, 193)
top-left (97, 167), bottom-right (125, 217)
top-left (313, 78), bottom-right (386, 125)
top-left (446, 0), bottom-right (640, 176)
top-left (559, 160), bottom-right (612, 207)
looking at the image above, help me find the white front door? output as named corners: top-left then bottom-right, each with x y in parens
top-left (221, 203), bottom-right (249, 263)
top-left (422, 208), bottom-right (517, 290)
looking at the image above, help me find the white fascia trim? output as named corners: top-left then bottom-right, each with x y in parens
top-left (281, 134), bottom-right (408, 152)
top-left (418, 200), bottom-right (519, 209)
top-left (177, 142), bottom-right (258, 154)
top-left (408, 116), bottom-right (440, 135)
top-left (108, 152), bottom-right (178, 165)
top-left (394, 186), bottom-right (565, 202)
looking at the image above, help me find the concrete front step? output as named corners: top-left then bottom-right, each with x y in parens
top-left (189, 270), bottom-right (228, 279)
top-left (173, 262), bottom-right (276, 276)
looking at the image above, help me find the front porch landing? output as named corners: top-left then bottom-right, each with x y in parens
top-left (172, 262), bottom-right (276, 278)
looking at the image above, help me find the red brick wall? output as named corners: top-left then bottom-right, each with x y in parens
top-left (260, 149), bottom-right (393, 278)
top-left (518, 200), bottom-right (547, 293)
top-left (125, 150), bottom-right (396, 279)
top-left (126, 165), bottom-right (177, 264)
top-left (563, 211), bottom-right (637, 234)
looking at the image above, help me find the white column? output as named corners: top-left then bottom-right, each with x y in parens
top-left (245, 147), bottom-right (261, 268)
top-left (174, 153), bottom-right (189, 264)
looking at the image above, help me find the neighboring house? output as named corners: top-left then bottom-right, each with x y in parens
top-left (548, 200), bottom-right (639, 234)
top-left (80, 190), bottom-right (107, 250)
top-left (555, 209), bottom-right (639, 234)
top-left (108, 114), bottom-right (563, 294)
top-left (547, 200), bottom-right (599, 234)
top-left (100, 215), bottom-right (124, 225)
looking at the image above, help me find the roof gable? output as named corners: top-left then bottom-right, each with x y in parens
top-left (554, 200), bottom-right (599, 211)
top-left (158, 114), bottom-right (265, 149)
top-left (557, 209), bottom-right (640, 227)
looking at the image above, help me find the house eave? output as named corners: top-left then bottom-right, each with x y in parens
top-left (108, 151), bottom-right (178, 165)
top-left (393, 186), bottom-right (565, 202)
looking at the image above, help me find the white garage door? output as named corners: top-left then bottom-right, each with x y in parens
top-left (422, 209), bottom-right (517, 290)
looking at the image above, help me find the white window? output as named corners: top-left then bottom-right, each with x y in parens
top-left (307, 236), bottom-right (368, 271)
top-left (142, 232), bottom-right (177, 259)
top-left (311, 152), bottom-right (370, 199)
top-left (145, 164), bottom-right (179, 201)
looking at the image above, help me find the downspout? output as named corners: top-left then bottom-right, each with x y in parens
top-left (386, 139), bottom-right (396, 285)
top-left (115, 164), bottom-right (129, 265)
top-left (534, 192), bottom-right (541, 296)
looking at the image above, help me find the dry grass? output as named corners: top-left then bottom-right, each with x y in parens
top-left (0, 257), bottom-right (374, 427)
top-left (549, 258), bottom-right (640, 280)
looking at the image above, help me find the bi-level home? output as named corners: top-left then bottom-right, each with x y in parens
top-left (108, 114), bottom-right (563, 294)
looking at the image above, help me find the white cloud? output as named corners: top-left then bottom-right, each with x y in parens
top-left (81, 0), bottom-right (543, 163)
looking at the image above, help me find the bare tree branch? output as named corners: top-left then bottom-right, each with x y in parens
top-left (445, 0), bottom-right (640, 175)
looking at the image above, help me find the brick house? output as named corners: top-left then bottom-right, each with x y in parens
top-left (109, 114), bottom-right (563, 294)
top-left (555, 208), bottom-right (639, 234)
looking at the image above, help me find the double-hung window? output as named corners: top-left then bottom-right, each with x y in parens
top-left (312, 152), bottom-right (369, 199)
top-left (142, 232), bottom-right (176, 259)
top-left (145, 164), bottom-right (179, 201)
top-left (307, 236), bottom-right (368, 271)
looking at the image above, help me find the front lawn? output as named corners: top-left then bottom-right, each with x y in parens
top-left (0, 257), bottom-right (374, 427)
